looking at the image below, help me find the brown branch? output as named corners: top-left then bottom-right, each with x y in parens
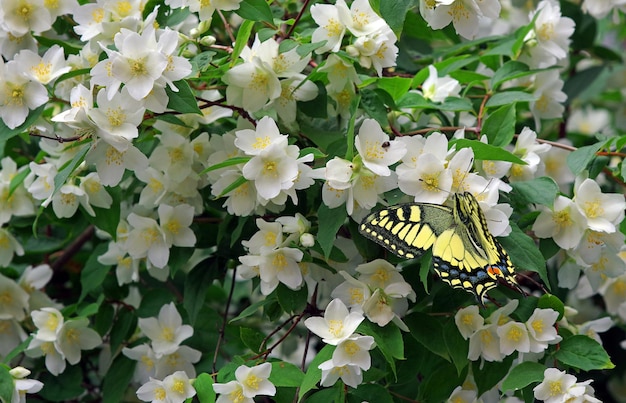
top-left (29, 130), bottom-right (84, 144)
top-left (196, 97), bottom-right (257, 126)
top-left (51, 225), bottom-right (95, 271)
top-left (216, 10), bottom-right (236, 44)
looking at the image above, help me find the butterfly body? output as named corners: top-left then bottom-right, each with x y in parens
top-left (359, 192), bottom-right (518, 301)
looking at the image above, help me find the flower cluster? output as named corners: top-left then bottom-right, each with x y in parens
top-left (305, 299), bottom-right (375, 388)
top-left (534, 368), bottom-right (599, 402)
top-left (455, 301), bottom-right (561, 362)
top-left (123, 303), bottom-right (201, 383)
top-left (136, 371), bottom-right (196, 403)
top-left (25, 307), bottom-right (102, 375)
top-left (331, 259), bottom-right (415, 328)
top-left (311, 0), bottom-right (398, 76)
top-left (213, 362), bottom-right (276, 403)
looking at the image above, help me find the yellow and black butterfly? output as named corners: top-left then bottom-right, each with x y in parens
top-left (359, 192), bottom-right (520, 302)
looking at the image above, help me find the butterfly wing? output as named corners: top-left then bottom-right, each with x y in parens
top-left (359, 203), bottom-right (454, 259)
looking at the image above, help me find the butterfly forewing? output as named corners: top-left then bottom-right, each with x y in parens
top-left (359, 203), bottom-right (453, 259)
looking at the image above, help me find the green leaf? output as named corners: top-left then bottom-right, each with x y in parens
top-left (396, 92), bottom-right (473, 112)
top-left (299, 344), bottom-right (334, 400)
top-left (405, 312), bottom-right (449, 361)
top-left (166, 80), bottom-right (202, 114)
top-left (39, 365), bottom-right (84, 401)
top-left (376, 77), bottom-right (413, 101)
top-left (8, 166), bottom-right (30, 197)
top-left (86, 186), bottom-right (120, 239)
top-left (379, 0), bottom-right (415, 34)
top-left (0, 365), bottom-right (12, 403)
top-left (235, 0), bottom-right (274, 23)
top-left (79, 243), bottom-right (110, 302)
top-left (500, 224), bottom-right (549, 289)
top-left (317, 203), bottom-right (347, 259)
top-left (450, 139), bottom-right (526, 164)
top-left (566, 142), bottom-right (604, 176)
top-left (443, 318), bottom-right (469, 374)
top-left (102, 355), bottom-right (137, 403)
top-left (555, 335), bottom-right (615, 371)
top-left (194, 373), bottom-right (216, 403)
top-left (53, 143), bottom-right (90, 193)
top-left (563, 66), bottom-right (605, 105)
top-left (276, 283), bottom-right (308, 314)
top-left (110, 307), bottom-right (137, 353)
top-left (537, 294), bottom-right (565, 321)
top-left (481, 103), bottom-right (516, 147)
top-left (485, 91), bottom-right (536, 108)
top-left (360, 89), bottom-right (388, 127)
top-left (509, 177), bottom-right (559, 207)
top-left (358, 320), bottom-right (403, 377)
top-left (491, 61), bottom-right (529, 89)
top-left (230, 296), bottom-right (277, 323)
top-left (501, 362), bottom-right (546, 391)
top-left (201, 157), bottom-right (251, 175)
top-left (353, 383), bottom-right (394, 403)
top-left (472, 355), bottom-right (515, 395)
top-left (0, 104), bottom-right (45, 156)
top-left (231, 20), bottom-right (254, 66)
top-left (240, 327), bottom-right (265, 353)
top-left (269, 361), bottom-right (305, 387)
top-left (184, 259), bottom-right (219, 325)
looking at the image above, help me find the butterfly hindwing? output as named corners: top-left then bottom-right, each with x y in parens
top-left (359, 192), bottom-right (519, 302)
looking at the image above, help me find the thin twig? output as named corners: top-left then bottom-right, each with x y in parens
top-left (213, 265), bottom-right (237, 377)
top-left (30, 130), bottom-right (83, 144)
top-left (285, 0), bottom-right (313, 39)
top-left (196, 96), bottom-right (257, 126)
top-left (216, 10), bottom-right (236, 44)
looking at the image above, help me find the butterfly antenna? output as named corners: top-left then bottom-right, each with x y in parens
top-left (516, 271), bottom-right (549, 295)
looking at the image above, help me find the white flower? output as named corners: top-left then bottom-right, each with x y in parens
top-left (138, 302), bottom-right (194, 356)
top-left (468, 324), bottom-right (503, 362)
top-left (318, 359), bottom-right (362, 388)
top-left (51, 183), bottom-right (91, 218)
top-left (420, 65), bottom-right (461, 102)
top-left (234, 116), bottom-right (285, 156)
top-left (149, 133), bottom-right (194, 182)
top-left (0, 273), bottom-right (29, 320)
top-left (126, 213), bottom-right (169, 269)
top-left (88, 88), bottom-right (146, 151)
top-left (0, 59), bottom-right (48, 129)
top-left (333, 335), bottom-right (375, 369)
top-left (311, 3), bottom-right (346, 53)
top-left (532, 195), bottom-right (587, 249)
top-left (93, 27), bottom-right (168, 100)
top-left (331, 273), bottom-right (371, 310)
top-left (1, 0), bottom-right (53, 36)
top-left (13, 45), bottom-right (70, 84)
top-left (86, 139), bottom-right (149, 187)
top-left (213, 363), bottom-right (276, 402)
top-left (123, 344), bottom-right (158, 383)
top-left (31, 307), bottom-right (64, 341)
top-left (26, 162), bottom-right (57, 201)
top-left (223, 57), bottom-right (281, 113)
top-left (0, 319), bottom-right (27, 357)
top-left (455, 305), bottom-right (485, 340)
top-left (497, 321), bottom-right (530, 355)
top-left (420, 0), bottom-right (501, 39)
top-left (158, 204), bottom-right (196, 248)
top-left (243, 219), bottom-right (283, 254)
top-left (239, 247), bottom-right (304, 295)
top-left (56, 317), bottom-right (102, 365)
top-left (354, 119), bottom-right (406, 177)
top-left (9, 366), bottom-right (43, 403)
top-left (235, 363), bottom-right (275, 398)
top-left (304, 298), bottom-right (364, 345)
top-left (533, 368), bottom-right (578, 403)
top-left (137, 371), bottom-right (196, 403)
top-left (25, 338), bottom-right (66, 375)
top-left (566, 107), bottom-right (611, 135)
top-left (574, 178), bottom-right (625, 233)
top-left (530, 70), bottom-right (567, 128)
top-left (397, 152), bottom-right (453, 204)
top-left (242, 141), bottom-right (300, 200)
top-left (526, 308), bottom-right (561, 353)
top-left (526, 0), bottom-right (575, 67)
